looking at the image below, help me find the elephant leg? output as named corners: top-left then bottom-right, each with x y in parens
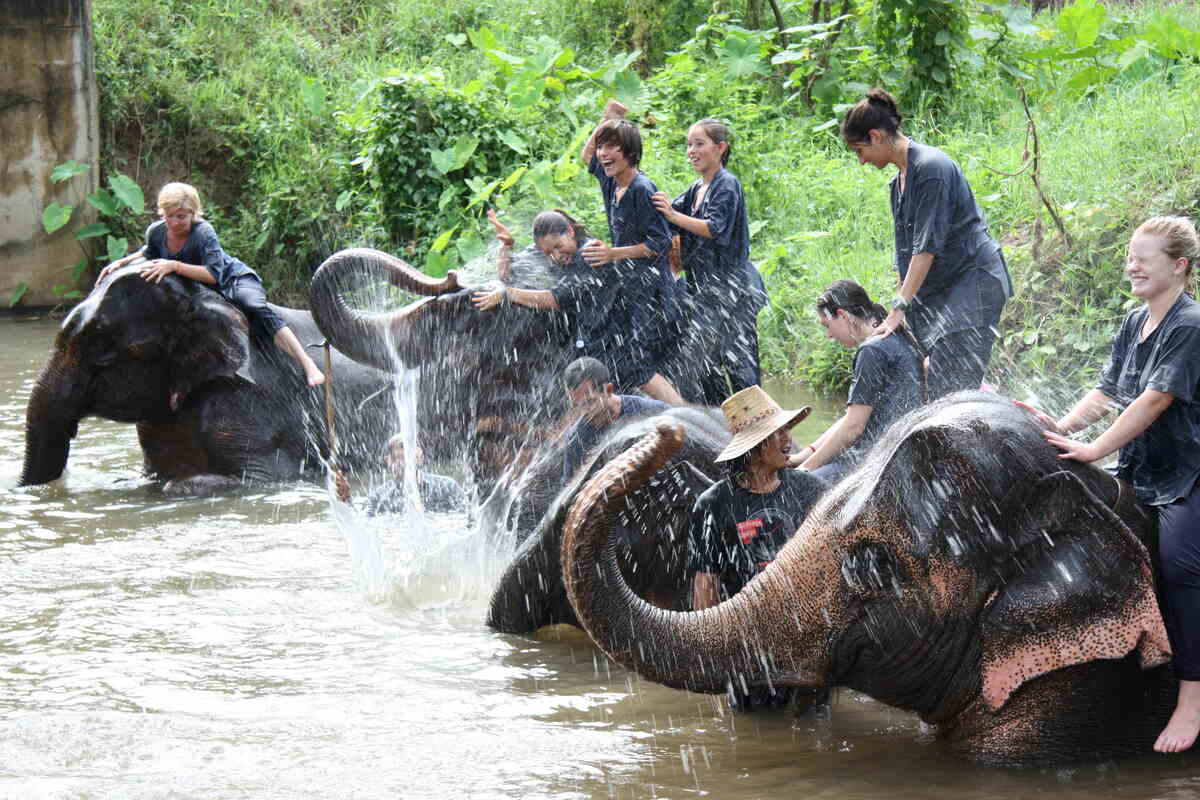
top-left (137, 419), bottom-right (213, 479)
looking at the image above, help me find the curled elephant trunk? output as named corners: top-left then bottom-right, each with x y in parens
top-left (309, 248), bottom-right (463, 372)
top-left (562, 423), bottom-right (825, 695)
top-left (19, 357), bottom-right (85, 486)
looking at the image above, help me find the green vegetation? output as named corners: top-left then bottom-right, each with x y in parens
top-left (90, 0), bottom-right (1200, 401)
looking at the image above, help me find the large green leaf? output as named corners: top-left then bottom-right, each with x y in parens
top-left (717, 33), bottom-right (768, 79)
top-left (611, 69), bottom-right (642, 107)
top-left (301, 78), bottom-right (327, 116)
top-left (527, 35), bottom-right (564, 75)
top-left (506, 71), bottom-right (545, 109)
top-left (42, 203), bottom-right (73, 234)
top-left (429, 134), bottom-right (480, 175)
top-left (108, 174), bottom-right (146, 213)
top-left (499, 165), bottom-right (527, 191)
top-left (467, 26), bottom-right (499, 51)
top-left (465, 176), bottom-right (501, 209)
top-left (51, 160), bottom-right (90, 183)
top-left (498, 129), bottom-right (529, 155)
top-left (75, 222), bottom-right (112, 240)
top-left (8, 282), bottom-right (29, 308)
top-left (1058, 0), bottom-right (1105, 49)
top-left (105, 235), bottom-right (129, 264)
top-left (424, 250), bottom-right (451, 278)
top-left (430, 225), bottom-right (459, 253)
top-left (524, 161), bottom-right (554, 199)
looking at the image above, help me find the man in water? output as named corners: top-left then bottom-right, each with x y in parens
top-left (336, 435), bottom-right (466, 515)
top-left (559, 356), bottom-right (670, 483)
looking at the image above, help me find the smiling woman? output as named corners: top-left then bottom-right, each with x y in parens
top-left (1017, 215), bottom-right (1200, 755)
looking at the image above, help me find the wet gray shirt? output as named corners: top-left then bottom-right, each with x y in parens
top-left (890, 141), bottom-right (1011, 343)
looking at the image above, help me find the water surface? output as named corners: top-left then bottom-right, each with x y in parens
top-left (1, 316), bottom-right (1196, 799)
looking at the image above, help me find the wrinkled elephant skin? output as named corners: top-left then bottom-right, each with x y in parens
top-left (486, 405), bottom-right (729, 634)
top-left (562, 391), bottom-right (1178, 766)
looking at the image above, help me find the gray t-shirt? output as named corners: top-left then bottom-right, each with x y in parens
top-left (890, 141), bottom-right (1011, 343)
top-left (846, 332), bottom-right (924, 462)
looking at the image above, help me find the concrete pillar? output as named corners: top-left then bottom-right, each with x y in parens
top-left (0, 0), bottom-right (98, 308)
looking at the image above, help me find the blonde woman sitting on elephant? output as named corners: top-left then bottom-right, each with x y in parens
top-left (99, 182), bottom-right (325, 394)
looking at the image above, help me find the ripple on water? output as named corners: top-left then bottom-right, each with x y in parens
top-left (7, 318), bottom-right (1200, 798)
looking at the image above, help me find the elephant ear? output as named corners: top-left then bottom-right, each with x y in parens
top-left (978, 470), bottom-right (1171, 711)
top-left (169, 292), bottom-right (254, 406)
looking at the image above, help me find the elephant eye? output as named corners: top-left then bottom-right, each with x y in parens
top-left (126, 340), bottom-right (164, 361)
top-left (840, 542), bottom-right (903, 595)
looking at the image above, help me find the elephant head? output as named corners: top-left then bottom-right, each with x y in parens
top-left (309, 247), bottom-right (578, 503)
top-left (561, 391), bottom-right (1174, 766)
top-left (486, 405), bottom-right (727, 634)
top-left (20, 265), bottom-right (251, 486)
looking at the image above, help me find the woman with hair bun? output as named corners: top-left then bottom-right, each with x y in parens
top-left (652, 118), bottom-right (767, 404)
top-left (793, 279), bottom-right (925, 483)
top-left (841, 88), bottom-right (1011, 399)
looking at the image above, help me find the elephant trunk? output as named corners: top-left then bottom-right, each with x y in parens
top-left (562, 423), bottom-right (827, 695)
top-left (309, 248), bottom-right (463, 373)
top-left (19, 355), bottom-right (86, 486)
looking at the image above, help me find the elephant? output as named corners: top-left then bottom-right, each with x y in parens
top-left (561, 390), bottom-right (1179, 767)
top-left (308, 247), bottom-right (718, 521)
top-left (486, 403), bottom-right (729, 634)
top-left (19, 263), bottom-right (397, 491)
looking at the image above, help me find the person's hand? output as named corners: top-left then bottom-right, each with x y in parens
top-left (334, 470), bottom-right (351, 502)
top-left (471, 287), bottom-right (506, 311)
top-left (1042, 430), bottom-right (1101, 463)
top-left (97, 255), bottom-right (134, 283)
top-left (873, 308), bottom-right (904, 338)
top-left (603, 99), bottom-right (628, 120)
top-left (96, 262), bottom-right (121, 283)
top-left (1013, 400), bottom-right (1063, 434)
top-left (651, 191), bottom-right (675, 223)
top-left (139, 259), bottom-right (176, 283)
top-left (581, 240), bottom-right (613, 266)
top-left (487, 208), bottom-right (514, 248)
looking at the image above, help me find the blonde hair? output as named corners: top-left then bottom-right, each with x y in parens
top-left (157, 182), bottom-right (203, 218)
top-left (1133, 216), bottom-right (1199, 277)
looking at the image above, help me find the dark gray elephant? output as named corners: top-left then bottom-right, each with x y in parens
top-left (20, 264), bottom-right (396, 491)
top-left (562, 391), bottom-right (1177, 766)
top-left (486, 404), bottom-right (730, 633)
top-left (308, 247), bottom-right (716, 519)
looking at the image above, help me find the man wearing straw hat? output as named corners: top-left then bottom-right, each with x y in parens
top-left (688, 385), bottom-right (828, 710)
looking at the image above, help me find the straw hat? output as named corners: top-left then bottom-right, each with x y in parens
top-left (714, 386), bottom-right (811, 462)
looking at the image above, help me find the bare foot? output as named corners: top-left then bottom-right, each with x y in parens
top-left (307, 369), bottom-right (326, 387)
top-left (1155, 680), bottom-right (1200, 753)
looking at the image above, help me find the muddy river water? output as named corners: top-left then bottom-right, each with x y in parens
top-left (2, 315), bottom-right (1198, 799)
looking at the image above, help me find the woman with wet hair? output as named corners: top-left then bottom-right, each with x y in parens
top-left (1017, 216), bottom-right (1200, 755)
top-left (472, 208), bottom-right (677, 402)
top-left (794, 280), bottom-right (924, 483)
top-left (651, 118), bottom-right (767, 404)
top-left (841, 88), bottom-right (1011, 400)
top-left (578, 100), bottom-right (684, 405)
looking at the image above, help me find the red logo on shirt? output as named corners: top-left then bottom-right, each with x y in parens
top-left (737, 518), bottom-right (763, 545)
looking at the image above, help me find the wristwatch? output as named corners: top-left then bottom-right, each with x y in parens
top-left (891, 295), bottom-right (910, 312)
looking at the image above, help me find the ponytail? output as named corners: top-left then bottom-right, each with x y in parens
top-left (840, 88), bottom-right (903, 145)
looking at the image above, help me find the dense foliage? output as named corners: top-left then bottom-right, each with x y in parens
top-left (86, 0), bottom-right (1200, 404)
